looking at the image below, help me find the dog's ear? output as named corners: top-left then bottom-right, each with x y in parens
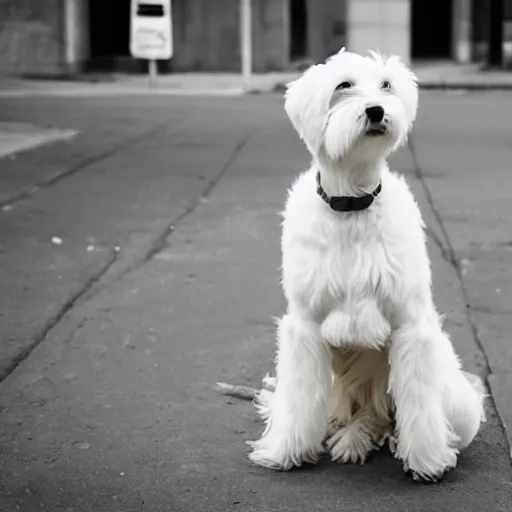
top-left (284, 47), bottom-right (351, 153)
top-left (284, 64), bottom-right (329, 154)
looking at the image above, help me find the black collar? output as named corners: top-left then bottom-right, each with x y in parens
top-left (316, 172), bottom-right (382, 212)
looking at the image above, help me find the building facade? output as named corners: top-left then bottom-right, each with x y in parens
top-left (0, 0), bottom-right (508, 76)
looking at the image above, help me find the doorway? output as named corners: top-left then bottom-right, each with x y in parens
top-left (290, 0), bottom-right (307, 61)
top-left (411, 0), bottom-right (453, 59)
top-left (88, 0), bottom-right (133, 70)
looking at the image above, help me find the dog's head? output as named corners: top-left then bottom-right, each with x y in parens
top-left (284, 48), bottom-right (418, 164)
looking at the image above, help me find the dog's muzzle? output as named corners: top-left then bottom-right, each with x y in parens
top-left (366, 124), bottom-right (387, 136)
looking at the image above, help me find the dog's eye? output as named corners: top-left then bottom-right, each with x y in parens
top-left (335, 81), bottom-right (353, 91)
top-left (381, 81), bottom-right (391, 90)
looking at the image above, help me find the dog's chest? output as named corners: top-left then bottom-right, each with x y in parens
top-left (287, 217), bottom-right (402, 323)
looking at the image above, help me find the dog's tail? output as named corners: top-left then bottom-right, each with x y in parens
top-left (461, 370), bottom-right (488, 422)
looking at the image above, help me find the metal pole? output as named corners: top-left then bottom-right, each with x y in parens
top-left (63, 0), bottom-right (77, 74)
top-left (149, 59), bottom-right (158, 87)
top-left (240, 0), bottom-right (252, 92)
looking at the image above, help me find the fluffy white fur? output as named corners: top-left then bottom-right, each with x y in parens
top-left (247, 48), bottom-right (486, 482)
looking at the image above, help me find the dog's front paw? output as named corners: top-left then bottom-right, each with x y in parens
top-left (248, 446), bottom-right (295, 471)
top-left (247, 439), bottom-right (320, 471)
top-left (405, 462), bottom-right (455, 483)
top-left (399, 446), bottom-right (457, 483)
top-left (326, 425), bottom-right (375, 465)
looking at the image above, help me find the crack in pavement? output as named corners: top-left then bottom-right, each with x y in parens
top-left (15, 315), bottom-right (93, 392)
top-left (0, 247), bottom-right (120, 383)
top-left (0, 130), bottom-right (254, 384)
top-left (410, 138), bottom-right (512, 465)
top-left (409, 137), bottom-right (492, 381)
top-left (0, 120), bottom-right (176, 382)
top-left (143, 133), bottom-right (252, 263)
top-left (79, 130), bottom-right (255, 302)
top-left (0, 120), bottom-right (173, 210)
top-left (424, 226), bottom-right (453, 264)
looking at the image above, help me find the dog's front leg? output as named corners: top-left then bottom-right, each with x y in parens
top-left (248, 313), bottom-right (332, 471)
top-left (388, 309), bottom-right (460, 482)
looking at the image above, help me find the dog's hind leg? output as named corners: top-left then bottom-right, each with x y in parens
top-left (326, 407), bottom-right (388, 464)
top-left (443, 370), bottom-right (486, 451)
top-left (248, 313), bottom-right (332, 471)
top-left (326, 373), bottom-right (354, 438)
top-left (325, 386), bottom-right (392, 464)
top-left (326, 348), bottom-right (392, 464)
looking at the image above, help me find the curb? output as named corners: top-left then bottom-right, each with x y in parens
top-left (0, 88), bottom-right (246, 98)
top-left (269, 81), bottom-right (512, 93)
top-left (487, 372), bottom-right (512, 459)
top-left (419, 82), bottom-right (512, 90)
top-left (2, 81), bottom-right (512, 99)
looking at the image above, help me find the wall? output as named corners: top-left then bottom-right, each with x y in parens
top-left (171, 0), bottom-right (289, 72)
top-left (307, 0), bottom-right (347, 62)
top-left (0, 0), bottom-right (289, 76)
top-left (346, 0), bottom-right (410, 63)
top-left (252, 0), bottom-right (289, 71)
top-left (0, 0), bottom-right (62, 76)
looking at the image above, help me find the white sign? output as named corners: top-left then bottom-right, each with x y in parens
top-left (130, 0), bottom-right (173, 60)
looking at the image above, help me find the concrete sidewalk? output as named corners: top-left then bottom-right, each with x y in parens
top-left (411, 92), bottom-right (512, 459)
top-left (2, 61), bottom-right (512, 98)
top-left (413, 61), bottom-right (512, 89)
top-left (0, 122), bottom-right (77, 161)
top-left (0, 93), bottom-right (511, 511)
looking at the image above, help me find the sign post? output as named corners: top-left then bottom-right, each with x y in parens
top-left (130, 0), bottom-right (173, 88)
top-left (240, 0), bottom-right (252, 92)
top-left (148, 59), bottom-right (158, 87)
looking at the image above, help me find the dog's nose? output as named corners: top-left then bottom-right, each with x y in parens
top-left (365, 105), bottom-right (385, 123)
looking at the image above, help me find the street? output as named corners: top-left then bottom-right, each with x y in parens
top-left (0, 91), bottom-right (511, 511)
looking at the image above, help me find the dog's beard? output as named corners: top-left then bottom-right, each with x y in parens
top-left (322, 102), bottom-right (408, 163)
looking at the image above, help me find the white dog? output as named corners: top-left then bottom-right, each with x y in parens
top-left (247, 48), bottom-right (486, 482)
